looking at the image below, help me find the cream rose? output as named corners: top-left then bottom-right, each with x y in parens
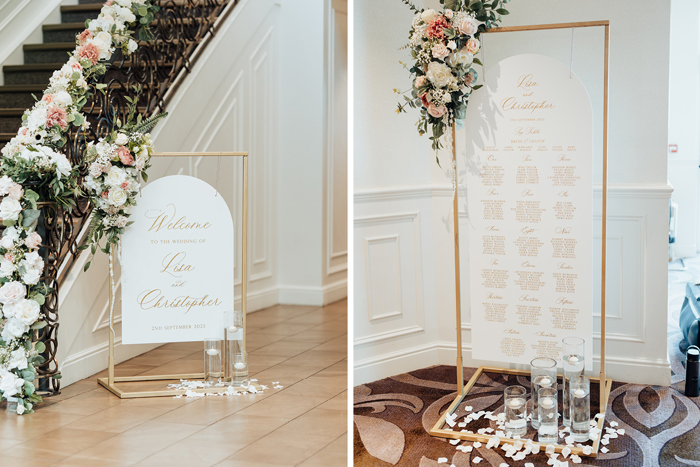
top-left (465, 37), bottom-right (480, 54)
top-left (115, 133), bottom-right (128, 146)
top-left (7, 299), bottom-right (41, 326)
top-left (459, 17), bottom-right (480, 36)
top-left (108, 187), bottom-right (128, 206)
top-left (0, 281), bottom-right (26, 305)
top-left (0, 259), bottom-right (16, 278)
top-left (8, 349), bottom-right (27, 370)
top-left (21, 269), bottom-right (41, 286)
top-left (105, 166), bottom-right (127, 187)
top-left (432, 43), bottom-right (450, 60)
top-left (450, 48), bottom-right (473, 68)
top-left (25, 232), bottom-right (41, 250)
top-left (53, 91), bottom-right (73, 107)
top-left (1, 317), bottom-right (29, 341)
top-left (426, 61), bottom-right (455, 89)
top-left (421, 9), bottom-right (437, 23)
top-left (0, 197), bottom-right (22, 221)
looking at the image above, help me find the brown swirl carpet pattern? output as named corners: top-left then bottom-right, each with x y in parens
top-left (354, 363), bottom-right (700, 467)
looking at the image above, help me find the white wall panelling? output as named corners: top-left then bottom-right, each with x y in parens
top-left (58, 0), bottom-right (347, 385)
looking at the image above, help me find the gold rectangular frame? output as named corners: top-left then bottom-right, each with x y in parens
top-left (431, 21), bottom-right (611, 457)
top-left (98, 151), bottom-right (251, 398)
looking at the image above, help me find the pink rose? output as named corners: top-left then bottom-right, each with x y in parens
top-left (46, 106), bottom-right (68, 130)
top-left (102, 191), bottom-right (109, 199)
top-left (77, 29), bottom-right (92, 44)
top-left (24, 232), bottom-right (41, 250)
top-left (8, 184), bottom-right (23, 201)
top-left (459, 17), bottom-right (479, 36)
top-left (121, 181), bottom-right (130, 190)
top-left (420, 92), bottom-right (430, 108)
top-left (0, 281), bottom-right (26, 305)
top-left (42, 94), bottom-right (53, 104)
top-left (432, 43), bottom-right (450, 60)
top-left (427, 103), bottom-right (446, 118)
top-left (465, 37), bottom-right (480, 54)
top-left (4, 253), bottom-right (13, 262)
top-left (77, 43), bottom-right (100, 65)
top-left (116, 146), bottom-right (135, 166)
top-left (415, 76), bottom-right (427, 88)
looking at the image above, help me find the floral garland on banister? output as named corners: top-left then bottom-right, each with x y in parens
top-left (0, 0), bottom-right (161, 414)
top-left (396, 0), bottom-right (511, 160)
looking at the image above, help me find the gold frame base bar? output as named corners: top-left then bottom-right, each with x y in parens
top-left (97, 374), bottom-right (262, 399)
top-left (429, 366), bottom-right (612, 458)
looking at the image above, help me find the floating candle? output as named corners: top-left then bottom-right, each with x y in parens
top-left (206, 349), bottom-right (219, 356)
top-left (540, 377), bottom-right (552, 387)
top-left (574, 388), bottom-right (586, 398)
top-left (234, 362), bottom-right (246, 370)
top-left (508, 398), bottom-right (525, 408)
top-left (228, 326), bottom-right (238, 333)
top-left (540, 397), bottom-right (555, 409)
top-left (568, 356), bottom-right (579, 365)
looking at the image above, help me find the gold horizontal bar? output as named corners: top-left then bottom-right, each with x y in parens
top-left (151, 152), bottom-right (248, 157)
top-left (485, 20), bottom-right (609, 33)
top-left (97, 376), bottom-right (264, 399)
top-left (111, 373), bottom-right (204, 382)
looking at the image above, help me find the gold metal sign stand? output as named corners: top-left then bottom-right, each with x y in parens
top-left (429, 21), bottom-right (612, 457)
top-left (98, 151), bottom-right (251, 398)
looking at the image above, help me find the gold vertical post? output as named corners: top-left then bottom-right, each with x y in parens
top-left (600, 23), bottom-right (609, 414)
top-left (241, 154), bottom-right (248, 354)
top-left (452, 122), bottom-right (463, 393)
top-left (108, 249), bottom-right (115, 386)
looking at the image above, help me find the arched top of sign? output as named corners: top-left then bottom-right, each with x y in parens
top-left (121, 175), bottom-right (235, 345)
top-left (464, 53), bottom-right (592, 150)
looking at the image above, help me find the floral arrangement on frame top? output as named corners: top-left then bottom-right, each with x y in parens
top-left (396, 0), bottom-right (510, 157)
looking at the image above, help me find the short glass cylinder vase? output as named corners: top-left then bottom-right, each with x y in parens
top-left (569, 375), bottom-right (591, 442)
top-left (231, 351), bottom-right (249, 387)
top-left (538, 386), bottom-right (559, 444)
top-left (223, 310), bottom-right (244, 382)
top-left (5, 396), bottom-right (18, 413)
top-left (504, 385), bottom-right (527, 437)
top-left (530, 357), bottom-right (557, 429)
top-left (204, 338), bottom-right (222, 383)
top-left (562, 336), bottom-right (585, 427)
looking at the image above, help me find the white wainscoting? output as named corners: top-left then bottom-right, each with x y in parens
top-left (354, 183), bottom-right (673, 386)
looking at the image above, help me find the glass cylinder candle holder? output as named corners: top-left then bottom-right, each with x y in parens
top-left (204, 338), bottom-right (222, 383)
top-left (530, 357), bottom-right (557, 429)
top-left (232, 351), bottom-right (249, 387)
top-left (5, 396), bottom-right (18, 414)
top-left (569, 375), bottom-right (591, 442)
top-left (504, 385), bottom-right (527, 437)
top-left (562, 336), bottom-right (585, 427)
top-left (537, 386), bottom-right (558, 444)
top-left (223, 310), bottom-right (244, 382)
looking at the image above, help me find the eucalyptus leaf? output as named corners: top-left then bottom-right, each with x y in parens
top-left (21, 209), bottom-right (40, 228)
top-left (24, 381), bottom-right (34, 396)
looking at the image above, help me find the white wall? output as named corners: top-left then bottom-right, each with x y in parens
top-left (354, 0), bottom-right (672, 386)
top-left (58, 0), bottom-right (347, 385)
top-left (668, 0), bottom-right (700, 258)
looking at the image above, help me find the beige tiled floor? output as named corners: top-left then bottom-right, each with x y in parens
top-left (0, 300), bottom-right (347, 466)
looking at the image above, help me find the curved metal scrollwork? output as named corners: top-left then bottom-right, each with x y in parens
top-left (36, 0), bottom-right (232, 395)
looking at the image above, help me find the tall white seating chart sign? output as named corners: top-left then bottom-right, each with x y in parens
top-left (121, 175), bottom-right (234, 344)
top-left (463, 54), bottom-right (593, 369)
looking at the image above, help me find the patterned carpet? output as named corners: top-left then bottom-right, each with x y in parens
top-left (354, 258), bottom-right (700, 466)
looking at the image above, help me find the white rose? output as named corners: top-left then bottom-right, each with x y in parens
top-left (0, 281), bottom-right (26, 305)
top-left (8, 299), bottom-right (41, 326)
top-left (21, 269), bottom-right (41, 286)
top-left (16, 404), bottom-right (24, 415)
top-left (2, 317), bottom-right (29, 341)
top-left (8, 349), bottom-right (27, 371)
top-left (50, 152), bottom-right (72, 177)
top-left (115, 133), bottom-right (128, 146)
top-left (127, 39), bottom-right (138, 54)
top-left (105, 166), bottom-right (127, 187)
top-left (459, 16), bottom-right (480, 36)
top-left (21, 251), bottom-right (43, 271)
top-left (53, 91), bottom-right (73, 107)
top-left (0, 197), bottom-right (22, 221)
top-left (426, 61), bottom-right (456, 89)
top-left (0, 369), bottom-right (24, 397)
top-left (25, 108), bottom-right (47, 132)
top-left (115, 0), bottom-right (132, 7)
top-left (0, 176), bottom-right (14, 196)
top-left (108, 187), bottom-right (128, 206)
top-left (76, 78), bottom-right (87, 89)
top-left (0, 260), bottom-right (16, 278)
top-left (421, 9), bottom-right (437, 23)
top-left (18, 147), bottom-right (37, 161)
top-left (449, 48), bottom-right (474, 67)
top-left (2, 227), bottom-right (19, 244)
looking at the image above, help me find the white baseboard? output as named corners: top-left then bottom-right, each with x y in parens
top-left (59, 339), bottom-right (160, 387)
top-left (353, 341), bottom-right (671, 387)
top-left (278, 279), bottom-right (347, 306)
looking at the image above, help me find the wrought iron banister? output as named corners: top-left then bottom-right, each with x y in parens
top-left (37, 0), bottom-right (238, 394)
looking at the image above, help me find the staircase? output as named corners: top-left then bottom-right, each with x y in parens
top-left (0, 0), bottom-right (236, 393)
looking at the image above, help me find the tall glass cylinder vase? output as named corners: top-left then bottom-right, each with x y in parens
top-left (530, 357), bottom-right (557, 429)
top-left (504, 385), bottom-right (527, 437)
top-left (223, 310), bottom-right (244, 383)
top-left (562, 337), bottom-right (585, 427)
top-left (537, 386), bottom-right (558, 444)
top-left (569, 375), bottom-right (591, 442)
top-left (204, 338), bottom-right (222, 383)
